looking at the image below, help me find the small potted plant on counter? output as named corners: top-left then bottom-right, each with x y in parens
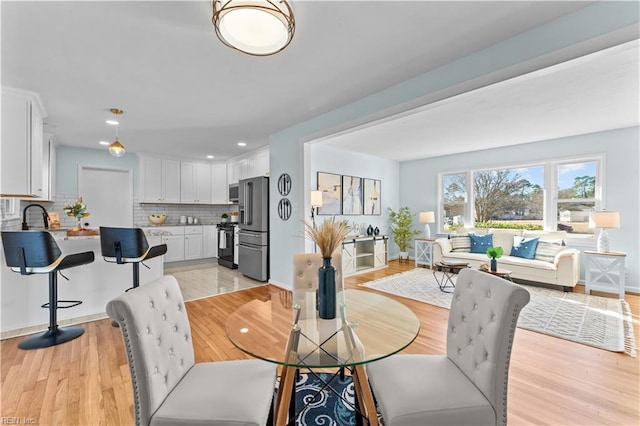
top-left (221, 213), bottom-right (229, 223)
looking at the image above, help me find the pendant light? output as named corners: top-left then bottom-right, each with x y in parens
top-left (108, 108), bottom-right (126, 157)
top-left (212, 0), bottom-right (295, 56)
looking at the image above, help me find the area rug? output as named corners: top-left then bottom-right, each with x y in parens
top-left (361, 268), bottom-right (637, 357)
top-left (276, 372), bottom-right (358, 426)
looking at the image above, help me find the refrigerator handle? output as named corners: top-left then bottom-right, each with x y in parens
top-left (241, 182), bottom-right (248, 225)
top-left (247, 181), bottom-right (253, 226)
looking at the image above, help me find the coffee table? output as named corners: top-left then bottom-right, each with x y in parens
top-left (480, 268), bottom-right (514, 282)
top-left (433, 261), bottom-right (469, 292)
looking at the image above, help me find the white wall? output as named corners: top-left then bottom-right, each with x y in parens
top-left (310, 144), bottom-right (400, 249)
top-left (399, 127), bottom-right (640, 292)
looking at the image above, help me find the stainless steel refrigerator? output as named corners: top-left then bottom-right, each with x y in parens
top-left (238, 176), bottom-right (269, 281)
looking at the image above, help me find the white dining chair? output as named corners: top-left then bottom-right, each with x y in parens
top-left (106, 275), bottom-right (277, 426)
top-left (367, 268), bottom-right (530, 426)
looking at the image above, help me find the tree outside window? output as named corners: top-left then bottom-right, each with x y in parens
top-left (556, 161), bottom-right (597, 234)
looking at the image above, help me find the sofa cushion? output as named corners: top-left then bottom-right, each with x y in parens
top-left (450, 235), bottom-right (470, 252)
top-left (491, 229), bottom-right (520, 254)
top-left (534, 239), bottom-right (565, 263)
top-left (510, 236), bottom-right (539, 259)
top-left (469, 233), bottom-right (493, 253)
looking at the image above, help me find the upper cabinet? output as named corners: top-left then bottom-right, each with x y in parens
top-left (138, 154), bottom-right (181, 203)
top-left (211, 163), bottom-right (228, 204)
top-left (1, 87), bottom-right (47, 197)
top-left (181, 161), bottom-right (211, 204)
top-left (227, 147), bottom-right (269, 184)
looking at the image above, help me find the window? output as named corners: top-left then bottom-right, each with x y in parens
top-left (442, 173), bottom-right (466, 231)
top-left (438, 156), bottom-right (602, 235)
top-left (556, 160), bottom-right (598, 235)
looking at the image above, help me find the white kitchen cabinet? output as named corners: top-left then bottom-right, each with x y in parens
top-left (211, 163), bottom-right (228, 204)
top-left (163, 234), bottom-right (185, 262)
top-left (42, 133), bottom-right (56, 200)
top-left (1, 87), bottom-right (46, 197)
top-left (139, 154), bottom-right (181, 203)
top-left (181, 161), bottom-right (211, 204)
top-left (184, 226), bottom-right (203, 260)
top-left (255, 149), bottom-right (269, 176)
top-left (228, 160), bottom-right (240, 185)
top-left (203, 225), bottom-right (218, 258)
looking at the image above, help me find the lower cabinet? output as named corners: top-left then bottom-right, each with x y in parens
top-left (163, 234), bottom-right (185, 262)
top-left (203, 225), bottom-right (218, 258)
top-left (342, 236), bottom-right (388, 276)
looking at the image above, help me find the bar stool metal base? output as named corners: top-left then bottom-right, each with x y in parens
top-left (18, 325), bottom-right (84, 350)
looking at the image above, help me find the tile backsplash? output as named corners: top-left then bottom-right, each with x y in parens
top-left (0, 194), bottom-right (237, 230)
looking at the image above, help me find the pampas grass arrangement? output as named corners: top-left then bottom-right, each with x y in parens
top-left (304, 217), bottom-right (351, 258)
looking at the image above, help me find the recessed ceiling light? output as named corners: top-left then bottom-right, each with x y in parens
top-left (207, 155), bottom-right (214, 159)
top-left (237, 142), bottom-right (247, 147)
top-left (106, 119), bottom-right (119, 126)
top-left (99, 141), bottom-right (110, 146)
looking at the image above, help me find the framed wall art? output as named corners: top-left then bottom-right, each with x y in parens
top-left (341, 175), bottom-right (363, 215)
top-left (317, 172), bottom-right (342, 215)
top-left (363, 178), bottom-right (381, 215)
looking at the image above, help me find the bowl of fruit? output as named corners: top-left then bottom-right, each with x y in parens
top-left (147, 214), bottom-right (167, 225)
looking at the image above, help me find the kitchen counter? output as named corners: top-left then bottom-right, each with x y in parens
top-left (0, 233), bottom-right (164, 333)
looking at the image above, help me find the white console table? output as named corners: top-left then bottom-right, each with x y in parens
top-left (584, 250), bottom-right (626, 298)
top-left (342, 235), bottom-right (388, 276)
top-left (415, 238), bottom-right (436, 269)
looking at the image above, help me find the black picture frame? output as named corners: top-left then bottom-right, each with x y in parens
top-left (341, 175), bottom-right (363, 215)
top-left (317, 172), bottom-right (342, 215)
top-left (363, 178), bottom-right (381, 215)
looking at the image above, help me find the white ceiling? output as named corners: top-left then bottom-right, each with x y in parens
top-left (2, 1), bottom-right (636, 162)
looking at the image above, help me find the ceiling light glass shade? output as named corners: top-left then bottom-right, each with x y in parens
top-left (212, 0), bottom-right (295, 56)
top-left (108, 139), bottom-right (126, 157)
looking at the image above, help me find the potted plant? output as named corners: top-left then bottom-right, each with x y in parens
top-left (388, 206), bottom-right (422, 260)
top-left (486, 246), bottom-right (504, 272)
top-left (221, 213), bottom-right (229, 223)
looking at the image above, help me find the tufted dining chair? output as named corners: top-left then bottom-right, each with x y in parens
top-left (106, 275), bottom-right (277, 426)
top-left (367, 268), bottom-right (530, 426)
top-left (292, 252), bottom-right (342, 319)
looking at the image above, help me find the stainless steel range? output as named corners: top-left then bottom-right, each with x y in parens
top-left (217, 222), bottom-right (238, 269)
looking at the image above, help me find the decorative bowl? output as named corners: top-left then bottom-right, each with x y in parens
top-left (148, 214), bottom-right (167, 225)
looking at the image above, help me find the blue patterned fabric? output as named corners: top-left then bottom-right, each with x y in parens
top-left (276, 372), bottom-right (358, 426)
top-left (469, 233), bottom-right (493, 253)
top-left (510, 236), bottom-right (540, 259)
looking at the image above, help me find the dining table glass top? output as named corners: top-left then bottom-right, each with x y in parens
top-left (225, 289), bottom-right (421, 369)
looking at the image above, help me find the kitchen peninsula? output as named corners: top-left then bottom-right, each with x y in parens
top-left (0, 231), bottom-right (163, 334)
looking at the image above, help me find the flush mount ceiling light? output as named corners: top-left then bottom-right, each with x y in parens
top-left (108, 108), bottom-right (126, 157)
top-left (212, 0), bottom-right (295, 56)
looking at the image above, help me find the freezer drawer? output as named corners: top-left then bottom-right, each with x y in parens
top-left (238, 230), bottom-right (268, 246)
top-left (239, 244), bottom-right (268, 282)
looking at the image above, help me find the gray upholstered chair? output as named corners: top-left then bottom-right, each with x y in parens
top-left (106, 275), bottom-right (277, 426)
top-left (367, 268), bottom-right (530, 426)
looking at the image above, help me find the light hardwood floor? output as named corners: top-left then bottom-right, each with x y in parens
top-left (1, 260), bottom-right (638, 425)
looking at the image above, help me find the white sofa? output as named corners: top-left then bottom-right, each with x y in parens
top-left (433, 228), bottom-right (580, 290)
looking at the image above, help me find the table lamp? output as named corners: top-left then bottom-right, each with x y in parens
top-left (310, 190), bottom-right (323, 229)
top-left (419, 211), bottom-right (435, 239)
top-left (589, 210), bottom-right (620, 252)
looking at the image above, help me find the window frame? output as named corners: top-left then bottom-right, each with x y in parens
top-left (437, 154), bottom-right (604, 239)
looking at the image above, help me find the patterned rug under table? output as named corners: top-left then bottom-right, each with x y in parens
top-left (361, 268), bottom-right (637, 357)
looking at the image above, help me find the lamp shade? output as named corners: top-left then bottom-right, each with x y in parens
top-left (419, 211), bottom-right (435, 223)
top-left (108, 140), bottom-right (125, 157)
top-left (589, 211), bottom-right (620, 229)
top-left (212, 0), bottom-right (295, 56)
top-left (311, 190), bottom-right (323, 208)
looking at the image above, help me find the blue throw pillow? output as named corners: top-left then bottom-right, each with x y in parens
top-left (510, 237), bottom-right (539, 259)
top-left (469, 233), bottom-right (493, 254)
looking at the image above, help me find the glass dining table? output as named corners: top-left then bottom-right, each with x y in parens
top-left (226, 288), bottom-right (421, 426)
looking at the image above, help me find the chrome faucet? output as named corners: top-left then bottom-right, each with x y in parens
top-left (22, 204), bottom-right (49, 230)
